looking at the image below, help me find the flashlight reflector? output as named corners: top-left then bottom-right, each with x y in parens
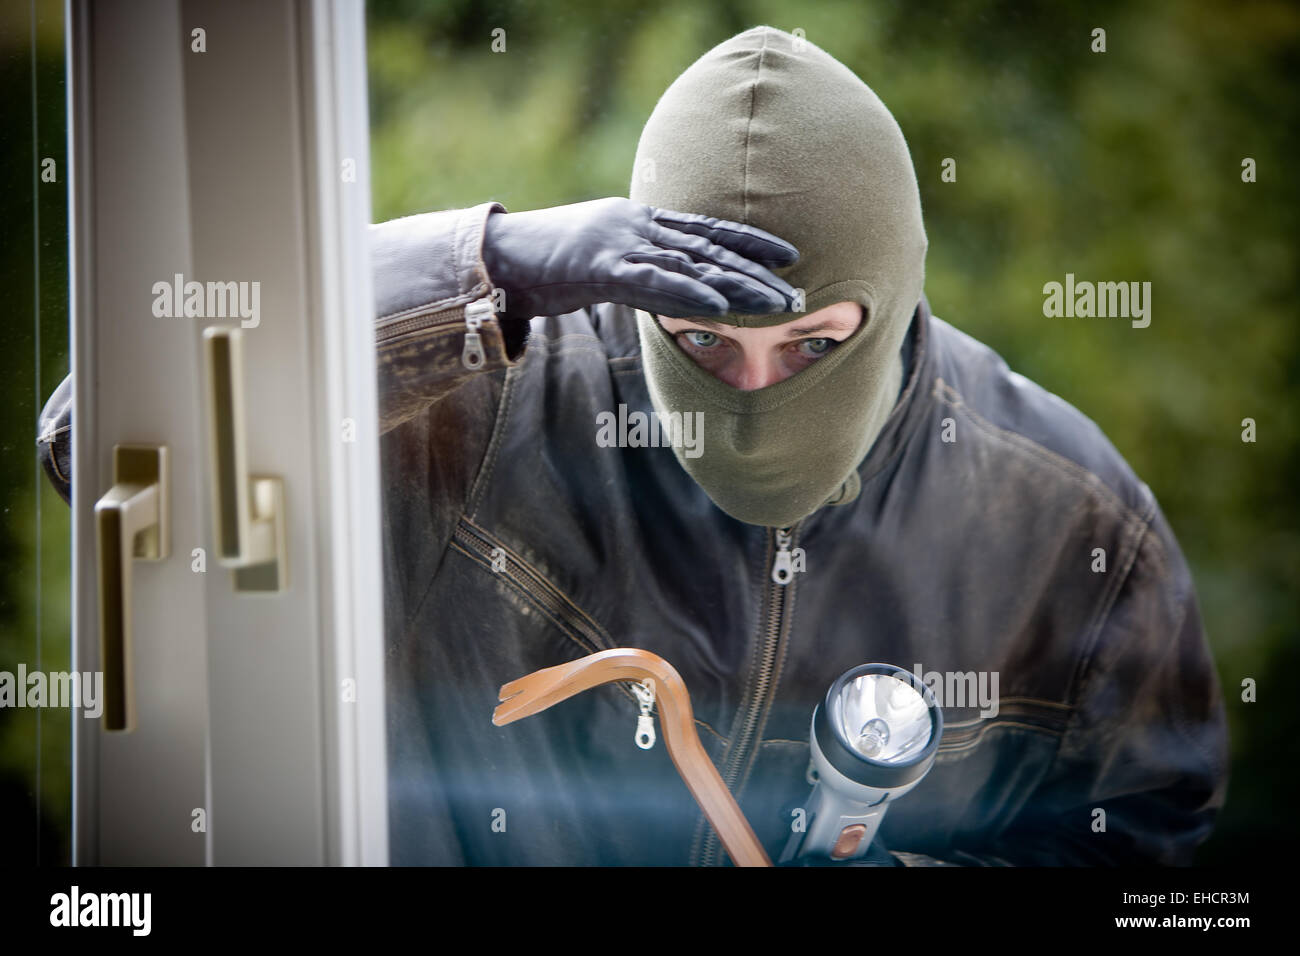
top-left (834, 673), bottom-right (931, 763)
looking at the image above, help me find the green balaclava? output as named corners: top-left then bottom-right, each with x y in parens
top-left (630, 25), bottom-right (928, 528)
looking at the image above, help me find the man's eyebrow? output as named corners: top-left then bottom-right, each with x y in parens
top-left (781, 322), bottom-right (855, 338)
top-left (678, 317), bottom-right (857, 337)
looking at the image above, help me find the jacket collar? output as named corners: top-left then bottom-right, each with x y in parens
top-left (856, 294), bottom-right (934, 485)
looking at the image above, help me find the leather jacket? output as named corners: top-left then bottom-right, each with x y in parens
top-left (370, 201), bottom-right (1228, 866)
top-left (38, 200), bottom-right (1229, 866)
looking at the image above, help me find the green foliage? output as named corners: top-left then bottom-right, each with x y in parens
top-left (0, 0), bottom-right (72, 864)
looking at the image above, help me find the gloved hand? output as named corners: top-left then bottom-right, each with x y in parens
top-left (781, 839), bottom-right (901, 867)
top-left (481, 197), bottom-right (800, 323)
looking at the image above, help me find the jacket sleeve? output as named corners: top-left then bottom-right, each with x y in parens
top-left (371, 200), bottom-right (529, 436)
top-left (34, 200), bottom-right (528, 503)
top-left (36, 372), bottom-right (73, 507)
top-left (897, 504), bottom-right (1230, 867)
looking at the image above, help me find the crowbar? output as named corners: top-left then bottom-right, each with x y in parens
top-left (493, 647), bottom-right (772, 867)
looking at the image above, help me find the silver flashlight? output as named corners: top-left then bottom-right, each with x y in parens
top-left (781, 662), bottom-right (943, 863)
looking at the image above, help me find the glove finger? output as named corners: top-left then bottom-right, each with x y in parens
top-left (649, 207), bottom-right (799, 268)
top-left (602, 260), bottom-right (731, 318)
top-left (644, 221), bottom-right (800, 309)
top-left (623, 251), bottom-right (789, 314)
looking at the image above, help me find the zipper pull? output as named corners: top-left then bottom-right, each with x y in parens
top-left (771, 527), bottom-right (794, 585)
top-left (461, 297), bottom-right (492, 369)
top-left (632, 679), bottom-right (656, 750)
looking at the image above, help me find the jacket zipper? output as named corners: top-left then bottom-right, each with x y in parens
top-left (460, 297), bottom-right (491, 368)
top-left (697, 522), bottom-right (799, 866)
top-left (452, 521), bottom-right (643, 711)
top-left (373, 295), bottom-right (494, 367)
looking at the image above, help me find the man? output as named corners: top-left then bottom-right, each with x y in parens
top-left (41, 26), bottom-right (1227, 865)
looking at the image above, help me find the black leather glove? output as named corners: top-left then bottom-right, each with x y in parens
top-left (481, 197), bottom-right (800, 322)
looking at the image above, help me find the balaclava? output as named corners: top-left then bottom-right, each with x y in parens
top-left (630, 25), bottom-right (927, 528)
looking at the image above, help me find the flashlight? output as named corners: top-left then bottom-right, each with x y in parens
top-left (780, 662), bottom-right (942, 863)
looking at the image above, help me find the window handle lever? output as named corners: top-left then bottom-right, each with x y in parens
top-left (203, 326), bottom-right (287, 593)
top-left (95, 445), bottom-right (169, 732)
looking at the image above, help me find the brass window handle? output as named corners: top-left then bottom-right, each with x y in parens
top-left (94, 445), bottom-right (169, 732)
top-left (203, 326), bottom-right (287, 592)
top-left (494, 647), bottom-right (772, 867)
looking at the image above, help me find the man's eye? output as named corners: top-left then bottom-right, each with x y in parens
top-left (795, 337), bottom-right (834, 358)
top-left (683, 330), bottom-right (720, 349)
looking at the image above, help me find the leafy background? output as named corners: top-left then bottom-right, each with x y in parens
top-left (2, 0), bottom-right (1295, 864)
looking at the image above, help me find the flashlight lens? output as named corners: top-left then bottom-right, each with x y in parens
top-left (835, 674), bottom-right (931, 763)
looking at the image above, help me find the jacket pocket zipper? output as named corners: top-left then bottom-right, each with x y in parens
top-left (460, 297), bottom-right (492, 369)
top-left (373, 295), bottom-right (495, 357)
top-left (452, 520), bottom-right (643, 713)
